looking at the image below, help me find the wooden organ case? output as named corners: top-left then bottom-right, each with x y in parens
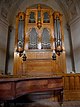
top-left (0, 5), bottom-right (65, 106)
top-left (13, 4), bottom-right (66, 76)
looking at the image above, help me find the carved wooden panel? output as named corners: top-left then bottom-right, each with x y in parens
top-left (63, 74), bottom-right (80, 100)
top-left (0, 76), bottom-right (63, 104)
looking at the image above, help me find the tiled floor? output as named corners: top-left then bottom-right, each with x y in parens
top-left (8, 100), bottom-right (80, 107)
top-left (1, 98), bottom-right (80, 107)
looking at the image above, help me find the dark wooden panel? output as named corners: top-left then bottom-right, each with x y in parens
top-left (0, 76), bottom-right (63, 104)
top-left (63, 73), bottom-right (80, 101)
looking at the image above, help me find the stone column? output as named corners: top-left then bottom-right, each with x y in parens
top-left (0, 18), bottom-right (8, 74)
top-left (67, 24), bottom-right (75, 72)
top-left (6, 26), bottom-right (15, 75)
top-left (70, 17), bottom-right (80, 73)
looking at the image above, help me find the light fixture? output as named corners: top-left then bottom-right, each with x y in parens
top-left (16, 50), bottom-right (27, 61)
top-left (52, 50), bottom-right (56, 60)
top-left (16, 42), bottom-right (27, 61)
top-left (16, 40), bottom-right (24, 57)
top-left (52, 52), bottom-right (56, 60)
top-left (22, 51), bottom-right (27, 61)
top-left (55, 39), bottom-right (63, 56)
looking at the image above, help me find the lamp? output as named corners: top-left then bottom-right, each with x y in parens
top-left (16, 40), bottom-right (24, 57)
top-left (52, 51), bottom-right (56, 60)
top-left (16, 41), bottom-right (27, 61)
top-left (55, 39), bottom-right (63, 56)
top-left (16, 49), bottom-right (27, 61)
top-left (22, 51), bottom-right (27, 61)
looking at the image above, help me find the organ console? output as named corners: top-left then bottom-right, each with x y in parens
top-left (0, 75), bottom-right (63, 106)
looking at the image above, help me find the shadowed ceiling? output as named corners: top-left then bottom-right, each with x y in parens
top-left (0, 0), bottom-right (80, 25)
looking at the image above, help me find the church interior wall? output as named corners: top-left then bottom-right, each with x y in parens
top-left (70, 16), bottom-right (80, 73)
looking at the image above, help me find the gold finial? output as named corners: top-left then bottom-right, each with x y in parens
top-left (38, 4), bottom-right (41, 10)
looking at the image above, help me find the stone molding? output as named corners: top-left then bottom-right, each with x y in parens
top-left (69, 15), bottom-right (80, 26)
top-left (0, 18), bottom-right (9, 29)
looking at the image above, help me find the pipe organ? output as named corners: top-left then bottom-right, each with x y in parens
top-left (13, 4), bottom-right (66, 76)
